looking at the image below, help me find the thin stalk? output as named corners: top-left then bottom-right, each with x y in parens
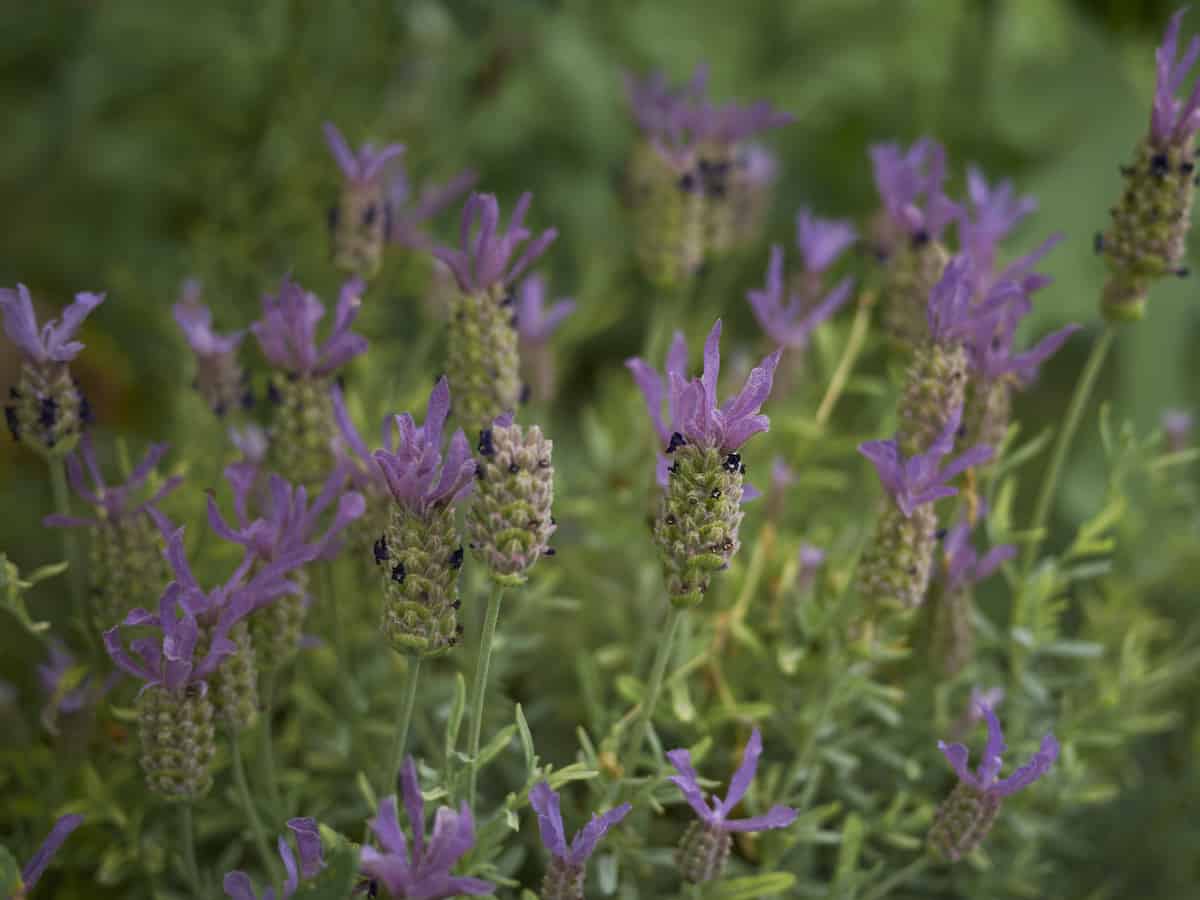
top-left (179, 803), bottom-right (203, 898)
top-left (623, 604), bottom-right (684, 769)
top-left (386, 656), bottom-right (423, 793)
top-left (258, 669), bottom-right (283, 820)
top-left (48, 456), bottom-right (85, 624)
top-left (859, 854), bottom-right (932, 900)
top-left (816, 290), bottom-right (875, 428)
top-left (467, 582), bottom-right (505, 811)
top-left (232, 730), bottom-right (283, 886)
top-left (1021, 325), bottom-right (1115, 573)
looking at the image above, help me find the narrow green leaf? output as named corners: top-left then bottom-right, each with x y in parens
top-left (445, 672), bottom-right (467, 758)
top-left (706, 871), bottom-right (797, 899)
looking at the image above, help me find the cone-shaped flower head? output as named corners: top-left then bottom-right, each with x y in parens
top-left (360, 757), bottom-right (494, 900)
top-left (436, 192), bottom-right (557, 432)
top-left (42, 435), bottom-right (181, 629)
top-left (515, 274), bottom-right (576, 404)
top-left (689, 98), bottom-right (793, 255)
top-left (207, 466), bottom-right (364, 669)
top-left (224, 817), bottom-right (325, 900)
top-left (929, 510), bottom-right (1015, 675)
top-left (857, 405), bottom-right (993, 613)
top-left (373, 378), bottom-right (477, 656)
top-left (668, 728), bottom-right (797, 884)
top-left (747, 244), bottom-right (853, 350)
top-left (8, 814), bottom-right (83, 897)
top-left (624, 65), bottom-right (711, 286)
top-left (468, 413), bottom-right (556, 585)
top-left (387, 166), bottom-right (479, 252)
top-left (929, 703), bottom-right (1059, 861)
top-left (870, 139), bottom-right (960, 346)
top-left (530, 782), bottom-right (631, 900)
top-left (1099, 9), bottom-right (1200, 319)
top-left (628, 321), bottom-right (780, 605)
top-left (1163, 407), bottom-right (1194, 451)
top-left (173, 279), bottom-right (250, 417)
top-left (253, 275), bottom-right (367, 486)
top-left (1, 284), bottom-right (102, 456)
top-left (324, 121), bottom-right (406, 278)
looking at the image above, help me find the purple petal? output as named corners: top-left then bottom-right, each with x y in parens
top-left (529, 781), bottom-right (569, 859)
top-left (43, 291), bottom-right (105, 362)
top-left (0, 284), bottom-right (46, 361)
top-left (719, 727), bottom-right (763, 817)
top-left (400, 757), bottom-right (426, 861)
top-left (21, 814), bottom-right (84, 889)
top-left (567, 802), bottom-right (632, 867)
top-left (323, 121), bottom-right (360, 179)
top-left (223, 871), bottom-right (258, 900)
top-left (974, 544), bottom-right (1016, 582)
top-left (991, 733), bottom-right (1060, 797)
top-left (937, 740), bottom-right (977, 788)
top-left (286, 817), bottom-right (324, 880)
top-left (626, 358), bottom-right (668, 443)
top-left (369, 796), bottom-right (410, 861)
top-left (279, 836), bottom-right (300, 894)
top-left (977, 703), bottom-right (1008, 787)
top-left (667, 748), bottom-right (715, 823)
top-left (423, 803), bottom-right (476, 874)
top-left (720, 805), bottom-right (797, 833)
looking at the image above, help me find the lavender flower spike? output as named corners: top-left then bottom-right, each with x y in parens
top-left (360, 756), bottom-right (493, 899)
top-left (252, 275), bottom-right (367, 485)
top-left (174, 278), bottom-right (249, 417)
top-left (530, 782), bottom-right (631, 900)
top-left (1099, 9), bottom-right (1200, 319)
top-left (42, 434), bottom-right (181, 628)
top-left (324, 121), bottom-right (406, 278)
top-left (929, 703), bottom-right (1059, 861)
top-left (375, 378), bottom-right (477, 656)
top-left (668, 728), bottom-right (797, 883)
top-left (629, 321), bottom-right (781, 604)
top-left (224, 817), bottom-right (325, 900)
top-left (14, 814), bottom-right (83, 895)
top-left (747, 244), bottom-right (853, 351)
top-left (1, 284), bottom-right (103, 456)
top-left (796, 208), bottom-right (857, 275)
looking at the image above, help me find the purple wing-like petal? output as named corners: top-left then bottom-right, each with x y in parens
top-left (0, 284), bottom-right (45, 361)
top-left (721, 805), bottom-right (798, 833)
top-left (400, 757), bottom-right (427, 861)
top-left (287, 817), bottom-right (324, 880)
top-left (529, 781), bottom-right (569, 859)
top-left (977, 703), bottom-right (1008, 787)
top-left (369, 796), bottom-right (410, 861)
top-left (223, 871), bottom-right (259, 900)
top-left (667, 748), bottom-right (714, 823)
top-left (937, 740), bottom-right (977, 788)
top-left (991, 733), bottom-right (1060, 797)
top-left (21, 814), bottom-right (84, 890)
top-left (567, 802), bottom-right (632, 866)
top-left (719, 728), bottom-right (764, 817)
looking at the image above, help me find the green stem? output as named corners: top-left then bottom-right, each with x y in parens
top-left (1021, 325), bottom-right (1116, 573)
top-left (232, 730), bottom-right (283, 886)
top-left (859, 854), bottom-right (932, 900)
top-left (386, 656), bottom-right (423, 793)
top-left (258, 669), bottom-right (283, 820)
top-left (48, 456), bottom-right (85, 625)
top-left (179, 803), bottom-right (203, 899)
top-left (467, 582), bottom-right (505, 811)
top-left (623, 604), bottom-right (684, 769)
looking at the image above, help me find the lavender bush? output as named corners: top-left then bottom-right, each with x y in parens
top-left (2, 4), bottom-right (1199, 899)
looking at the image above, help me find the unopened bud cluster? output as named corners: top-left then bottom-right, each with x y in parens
top-left (856, 502), bottom-right (937, 613)
top-left (88, 513), bottom-right (173, 630)
top-left (200, 619), bottom-right (259, 731)
top-left (540, 857), bottom-right (586, 900)
top-left (883, 239), bottom-right (949, 349)
top-left (378, 504), bottom-right (465, 656)
top-left (675, 821), bottom-right (732, 884)
top-left (447, 285), bottom-right (522, 434)
top-left (5, 367), bottom-right (91, 457)
top-left (267, 374), bottom-right (338, 488)
top-left (138, 684), bottom-right (217, 801)
top-left (251, 571), bottom-right (309, 672)
top-left (654, 440), bottom-right (746, 607)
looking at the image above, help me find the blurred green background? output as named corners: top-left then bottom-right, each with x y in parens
top-left (1, 1), bottom-right (1198, 894)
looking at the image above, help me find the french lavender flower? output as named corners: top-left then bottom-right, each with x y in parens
top-left (467, 413), bottom-right (555, 585)
top-left (668, 728), bottom-right (797, 884)
top-left (1098, 9), bottom-right (1200, 319)
top-left (729, 144), bottom-right (780, 248)
top-left (690, 99), bottom-right (793, 255)
top-left (928, 511), bottom-right (1015, 676)
top-left (1163, 407), bottom-right (1194, 451)
top-left (324, 121), bottom-right (406, 278)
top-left (627, 320), bottom-right (781, 606)
top-left (224, 817), bottom-right (325, 900)
top-left (359, 756), bottom-right (493, 900)
top-left (857, 404), bottom-right (993, 613)
top-left (371, 377), bottom-right (475, 656)
top-left (957, 166), bottom-right (1038, 296)
top-left (896, 255), bottom-right (1022, 459)
top-left (747, 244), bottom-right (854, 354)
top-left (929, 703), bottom-right (1059, 861)
top-left (515, 274), bottom-right (576, 405)
top-left (434, 192), bottom-right (558, 433)
top-left (1, 284), bottom-right (101, 457)
top-left (42, 435), bottom-right (181, 630)
top-left (207, 466), bottom-right (364, 671)
top-left (529, 782), bottom-right (631, 900)
top-left (624, 65), bottom-right (711, 287)
top-left (252, 274), bottom-right (367, 486)
top-left (869, 139), bottom-right (961, 346)
top-left (387, 165), bottom-right (479, 252)
top-left (173, 278), bottom-right (251, 417)
top-left (4, 814), bottom-right (83, 898)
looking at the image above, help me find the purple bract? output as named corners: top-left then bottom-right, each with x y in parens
top-left (747, 245), bottom-right (853, 350)
top-left (224, 817), bottom-right (325, 900)
top-left (1152, 9), bottom-right (1200, 145)
top-left (938, 703), bottom-right (1059, 799)
top-left (0, 284), bottom-right (104, 366)
top-left (529, 782), bottom-right (631, 868)
top-left (251, 276), bottom-right (367, 376)
top-left (869, 138), bottom-right (961, 241)
top-left (433, 192), bottom-right (557, 295)
top-left (323, 121), bottom-right (406, 185)
top-left (515, 274), bottom-right (576, 345)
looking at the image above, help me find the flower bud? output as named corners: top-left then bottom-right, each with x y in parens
top-left (540, 857), bottom-right (585, 900)
top-left (856, 502), bottom-right (937, 613)
top-left (138, 683), bottom-right (216, 801)
top-left (928, 780), bottom-right (1001, 862)
top-left (468, 421), bottom-right (556, 583)
top-left (7, 365), bottom-right (90, 458)
top-left (897, 342), bottom-right (968, 459)
top-left (199, 619), bottom-right (258, 731)
top-left (267, 374), bottom-right (339, 488)
top-left (630, 144), bottom-right (706, 289)
top-left (88, 513), bottom-right (174, 630)
top-left (379, 504), bottom-right (464, 656)
top-left (447, 284), bottom-right (522, 434)
top-left (676, 821), bottom-right (732, 884)
top-left (655, 444), bottom-right (745, 607)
